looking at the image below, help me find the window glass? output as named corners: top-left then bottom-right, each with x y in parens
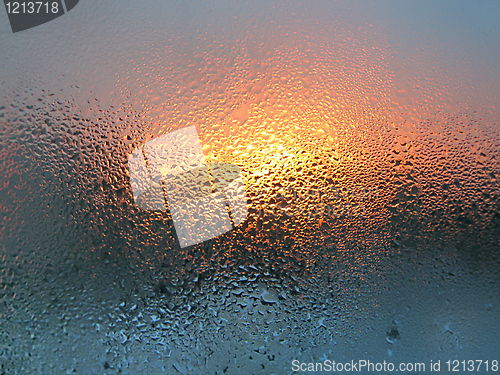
top-left (1, 1), bottom-right (499, 373)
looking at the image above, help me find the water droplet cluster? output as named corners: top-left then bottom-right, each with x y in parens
top-left (1, 1), bottom-right (499, 373)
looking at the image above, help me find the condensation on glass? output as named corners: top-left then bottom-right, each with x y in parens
top-left (0, 1), bottom-right (499, 373)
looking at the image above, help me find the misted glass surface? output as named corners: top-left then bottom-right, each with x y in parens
top-left (1, 1), bottom-right (499, 374)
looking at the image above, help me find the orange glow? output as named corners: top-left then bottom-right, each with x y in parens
top-left (114, 17), bottom-right (499, 255)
